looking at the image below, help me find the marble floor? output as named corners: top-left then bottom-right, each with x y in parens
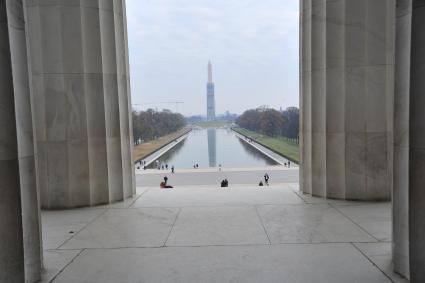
top-left (40, 184), bottom-right (407, 283)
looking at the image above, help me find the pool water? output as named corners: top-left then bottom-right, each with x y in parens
top-left (149, 128), bottom-right (278, 169)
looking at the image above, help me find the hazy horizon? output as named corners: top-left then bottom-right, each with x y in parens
top-left (126, 0), bottom-right (299, 116)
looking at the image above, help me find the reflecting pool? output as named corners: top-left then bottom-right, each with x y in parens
top-left (149, 128), bottom-right (278, 169)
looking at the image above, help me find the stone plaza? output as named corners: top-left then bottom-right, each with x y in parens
top-left (40, 181), bottom-right (403, 283)
top-left (1, 0), bottom-right (425, 282)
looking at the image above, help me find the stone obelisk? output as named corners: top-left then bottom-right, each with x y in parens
top-left (206, 61), bottom-right (216, 121)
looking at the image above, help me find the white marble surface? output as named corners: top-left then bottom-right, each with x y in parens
top-left (40, 185), bottom-right (403, 282)
top-left (300, 0), bottom-right (394, 201)
top-left (0, 1), bottom-right (42, 282)
top-left (354, 242), bottom-right (408, 283)
top-left (40, 250), bottom-right (82, 283)
top-left (24, 0), bottom-right (135, 209)
top-left (393, 1), bottom-right (425, 281)
top-left (334, 203), bottom-right (391, 242)
top-left (42, 208), bottom-right (107, 250)
top-left (257, 204), bottom-right (377, 244)
top-left (132, 185), bottom-right (304, 208)
top-left (166, 206), bottom-right (269, 246)
top-left (61, 208), bottom-right (179, 249)
top-left (53, 244), bottom-right (391, 283)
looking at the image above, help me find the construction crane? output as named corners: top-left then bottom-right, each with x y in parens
top-left (132, 101), bottom-right (184, 112)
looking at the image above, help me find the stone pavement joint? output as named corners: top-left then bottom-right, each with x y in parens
top-left (40, 184), bottom-right (406, 283)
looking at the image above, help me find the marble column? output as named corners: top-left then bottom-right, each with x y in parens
top-left (99, 0), bottom-right (125, 203)
top-left (0, 0), bottom-right (42, 282)
top-left (81, 0), bottom-right (110, 205)
top-left (393, 0), bottom-right (425, 280)
top-left (310, 0), bottom-right (326, 197)
top-left (114, 0), bottom-right (133, 199)
top-left (325, 0), bottom-right (345, 199)
top-left (25, 0), bottom-right (135, 208)
top-left (407, 1), bottom-right (425, 280)
top-left (300, 0), bottom-right (394, 201)
top-left (300, 0), bottom-right (312, 195)
top-left (393, 0), bottom-right (410, 278)
top-left (122, 0), bottom-right (136, 195)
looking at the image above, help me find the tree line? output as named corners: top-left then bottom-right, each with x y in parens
top-left (236, 106), bottom-right (299, 139)
top-left (132, 109), bottom-right (186, 144)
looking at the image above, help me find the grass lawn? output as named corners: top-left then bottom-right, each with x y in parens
top-left (133, 128), bottom-right (191, 161)
top-left (232, 127), bottom-right (300, 163)
top-left (192, 121), bottom-right (231, 128)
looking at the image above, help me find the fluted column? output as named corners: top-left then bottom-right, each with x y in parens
top-left (0, 0), bottom-right (42, 282)
top-left (25, 0), bottom-right (135, 208)
top-left (311, 0), bottom-right (326, 197)
top-left (325, 0), bottom-right (345, 199)
top-left (344, 0), bottom-right (394, 200)
top-left (300, 0), bottom-right (394, 200)
top-left (81, 1), bottom-right (110, 205)
top-left (114, 0), bottom-right (133, 199)
top-left (122, 0), bottom-right (136, 195)
top-left (393, 0), bottom-right (425, 280)
top-left (300, 0), bottom-right (312, 195)
top-left (25, 1), bottom-right (91, 208)
top-left (299, 0), bottom-right (304, 194)
top-left (99, 0), bottom-right (125, 202)
top-left (393, 0), bottom-right (410, 278)
top-left (407, 1), bottom-right (425, 280)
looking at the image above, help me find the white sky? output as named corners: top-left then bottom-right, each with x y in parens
top-left (126, 0), bottom-right (299, 116)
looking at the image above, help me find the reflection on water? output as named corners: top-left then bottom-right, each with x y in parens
top-left (207, 128), bottom-right (217, 167)
top-left (238, 138), bottom-right (275, 161)
top-left (149, 128), bottom-right (278, 169)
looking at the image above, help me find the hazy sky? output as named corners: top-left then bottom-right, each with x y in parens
top-left (126, 0), bottom-right (299, 116)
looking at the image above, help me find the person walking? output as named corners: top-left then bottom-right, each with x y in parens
top-left (164, 176), bottom-right (168, 185)
top-left (171, 166), bottom-right (175, 174)
top-left (288, 161), bottom-right (291, 168)
top-left (264, 173), bottom-right (269, 186)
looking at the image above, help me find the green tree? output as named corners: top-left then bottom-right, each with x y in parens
top-left (282, 107), bottom-right (299, 139)
top-left (132, 109), bottom-right (186, 143)
top-left (258, 109), bottom-right (284, 137)
top-left (236, 106), bottom-right (299, 139)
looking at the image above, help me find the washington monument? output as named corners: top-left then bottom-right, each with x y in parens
top-left (206, 61), bottom-right (216, 121)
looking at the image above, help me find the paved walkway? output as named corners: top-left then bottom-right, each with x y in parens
top-left (136, 133), bottom-right (189, 167)
top-left (40, 184), bottom-right (405, 283)
top-left (233, 131), bottom-right (298, 166)
top-left (136, 167), bottom-right (298, 187)
top-left (136, 165), bottom-right (294, 174)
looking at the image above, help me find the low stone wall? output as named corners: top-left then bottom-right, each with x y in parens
top-left (136, 130), bottom-right (192, 168)
top-left (232, 128), bottom-right (299, 164)
top-left (134, 128), bottom-right (192, 164)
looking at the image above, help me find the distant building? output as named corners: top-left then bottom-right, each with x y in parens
top-left (206, 61), bottom-right (216, 121)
